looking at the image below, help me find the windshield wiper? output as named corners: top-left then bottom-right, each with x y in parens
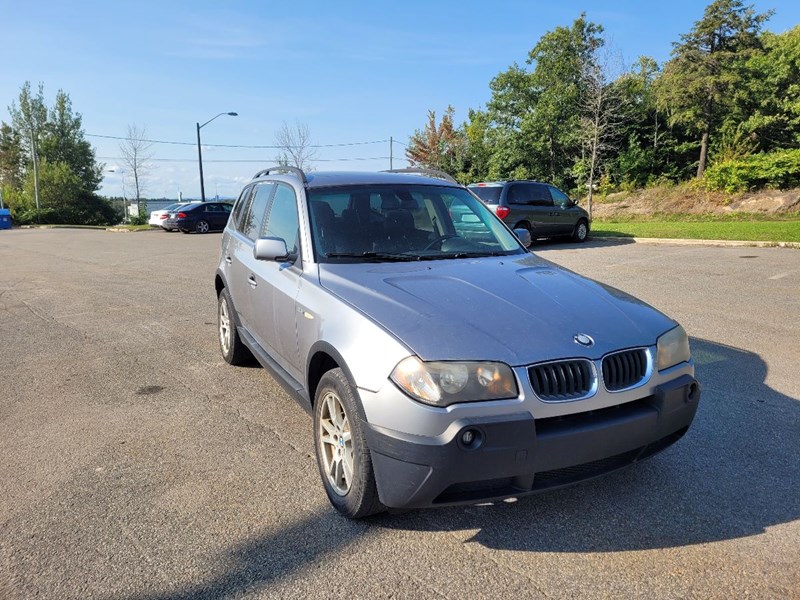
top-left (419, 251), bottom-right (504, 260)
top-left (325, 251), bottom-right (421, 262)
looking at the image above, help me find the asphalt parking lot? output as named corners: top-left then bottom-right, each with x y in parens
top-left (1, 228), bottom-right (798, 599)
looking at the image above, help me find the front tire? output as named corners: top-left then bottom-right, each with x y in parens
top-left (572, 219), bottom-right (589, 242)
top-left (314, 369), bottom-right (385, 519)
top-left (218, 288), bottom-right (251, 365)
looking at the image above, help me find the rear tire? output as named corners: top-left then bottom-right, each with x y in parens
top-left (196, 220), bottom-right (210, 234)
top-left (314, 368), bottom-right (385, 519)
top-left (514, 222), bottom-right (534, 245)
top-left (218, 288), bottom-right (252, 365)
top-left (572, 219), bottom-right (589, 242)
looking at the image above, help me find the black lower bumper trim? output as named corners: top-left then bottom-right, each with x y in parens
top-left (366, 375), bottom-right (700, 509)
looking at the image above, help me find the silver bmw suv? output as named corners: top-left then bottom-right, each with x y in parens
top-left (215, 166), bottom-right (700, 519)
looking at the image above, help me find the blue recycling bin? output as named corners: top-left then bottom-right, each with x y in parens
top-left (0, 209), bottom-right (11, 230)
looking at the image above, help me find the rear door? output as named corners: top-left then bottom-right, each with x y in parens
top-left (506, 183), bottom-right (557, 235)
top-left (230, 182), bottom-right (275, 333)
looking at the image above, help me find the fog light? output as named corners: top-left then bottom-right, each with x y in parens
top-left (459, 428), bottom-right (482, 449)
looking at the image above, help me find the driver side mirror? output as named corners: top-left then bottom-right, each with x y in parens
top-left (254, 237), bottom-right (290, 261)
top-left (514, 228), bottom-right (532, 248)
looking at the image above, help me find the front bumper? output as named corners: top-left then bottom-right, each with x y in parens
top-left (365, 375), bottom-right (700, 509)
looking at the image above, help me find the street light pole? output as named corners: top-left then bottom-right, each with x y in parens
top-left (196, 111), bottom-right (237, 203)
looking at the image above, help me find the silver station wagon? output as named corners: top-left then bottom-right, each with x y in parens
top-left (215, 166), bottom-right (700, 519)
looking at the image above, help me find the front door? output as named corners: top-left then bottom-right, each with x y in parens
top-left (249, 183), bottom-right (303, 381)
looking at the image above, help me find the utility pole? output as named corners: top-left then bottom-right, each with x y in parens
top-left (389, 136), bottom-right (393, 170)
top-left (29, 127), bottom-right (40, 215)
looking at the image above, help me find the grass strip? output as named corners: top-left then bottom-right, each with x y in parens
top-left (592, 219), bottom-right (800, 243)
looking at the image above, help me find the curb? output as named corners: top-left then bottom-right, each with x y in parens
top-left (593, 236), bottom-right (800, 249)
top-left (105, 227), bottom-right (159, 233)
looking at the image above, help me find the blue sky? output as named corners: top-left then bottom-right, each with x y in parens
top-left (2, 0), bottom-right (797, 199)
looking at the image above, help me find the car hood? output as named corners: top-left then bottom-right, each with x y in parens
top-left (318, 254), bottom-right (676, 366)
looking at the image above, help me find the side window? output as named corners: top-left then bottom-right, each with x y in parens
top-left (549, 186), bottom-right (571, 208)
top-left (263, 184), bottom-right (300, 255)
top-left (221, 203), bottom-right (232, 213)
top-left (528, 183), bottom-right (553, 207)
top-left (243, 183), bottom-right (275, 240)
top-left (507, 184), bottom-right (530, 205)
top-left (232, 186), bottom-right (254, 231)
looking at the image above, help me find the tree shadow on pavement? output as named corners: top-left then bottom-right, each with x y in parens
top-left (376, 338), bottom-right (800, 553)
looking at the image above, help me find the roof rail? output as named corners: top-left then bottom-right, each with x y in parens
top-left (252, 165), bottom-right (308, 185)
top-left (381, 167), bottom-right (458, 184)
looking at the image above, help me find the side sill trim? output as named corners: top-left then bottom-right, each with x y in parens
top-left (238, 326), bottom-right (312, 414)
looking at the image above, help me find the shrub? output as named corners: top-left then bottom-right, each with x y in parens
top-left (705, 149), bottom-right (800, 192)
top-left (13, 192), bottom-right (119, 226)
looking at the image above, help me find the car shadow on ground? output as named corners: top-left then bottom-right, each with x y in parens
top-left (375, 338), bottom-right (799, 552)
top-left (126, 338), bottom-right (797, 599)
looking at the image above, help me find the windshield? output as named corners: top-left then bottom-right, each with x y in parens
top-left (308, 184), bottom-right (525, 263)
top-left (468, 185), bottom-right (502, 204)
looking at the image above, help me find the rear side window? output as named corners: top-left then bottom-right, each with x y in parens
top-left (508, 183), bottom-right (553, 207)
top-left (232, 186), bottom-right (254, 231)
top-left (242, 183), bottom-right (275, 240)
top-left (469, 186), bottom-right (502, 204)
top-left (263, 184), bottom-right (300, 255)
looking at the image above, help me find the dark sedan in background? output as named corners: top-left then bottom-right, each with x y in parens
top-left (164, 202), bottom-right (233, 233)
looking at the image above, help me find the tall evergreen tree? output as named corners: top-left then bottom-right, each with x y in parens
top-left (657, 0), bottom-right (772, 177)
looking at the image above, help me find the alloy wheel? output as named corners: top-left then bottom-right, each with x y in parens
top-left (219, 297), bottom-right (231, 356)
top-left (318, 391), bottom-right (354, 496)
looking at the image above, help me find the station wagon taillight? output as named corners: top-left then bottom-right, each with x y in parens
top-left (495, 206), bottom-right (510, 219)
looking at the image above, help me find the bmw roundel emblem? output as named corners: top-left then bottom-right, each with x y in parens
top-left (574, 333), bottom-right (595, 347)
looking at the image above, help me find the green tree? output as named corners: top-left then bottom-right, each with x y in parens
top-left (610, 57), bottom-right (696, 186)
top-left (0, 122), bottom-right (25, 191)
top-left (486, 14), bottom-right (604, 189)
top-left (3, 82), bottom-right (105, 223)
top-left (38, 90), bottom-right (102, 192)
top-left (732, 25), bottom-right (800, 153)
top-left (657, 0), bottom-right (772, 177)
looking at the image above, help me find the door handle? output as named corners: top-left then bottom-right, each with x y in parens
top-left (248, 275), bottom-right (257, 288)
top-left (225, 256), bottom-right (232, 264)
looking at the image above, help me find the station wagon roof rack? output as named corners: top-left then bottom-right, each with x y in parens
top-left (381, 167), bottom-right (458, 184)
top-left (252, 165), bottom-right (309, 185)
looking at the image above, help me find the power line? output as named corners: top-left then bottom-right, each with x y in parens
top-left (97, 156), bottom-right (398, 163)
top-left (88, 133), bottom-right (390, 149)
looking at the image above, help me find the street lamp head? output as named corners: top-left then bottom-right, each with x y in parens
top-left (227, 112), bottom-right (238, 116)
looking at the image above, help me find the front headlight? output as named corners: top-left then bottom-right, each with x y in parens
top-left (390, 356), bottom-right (518, 407)
top-left (656, 325), bottom-right (691, 371)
